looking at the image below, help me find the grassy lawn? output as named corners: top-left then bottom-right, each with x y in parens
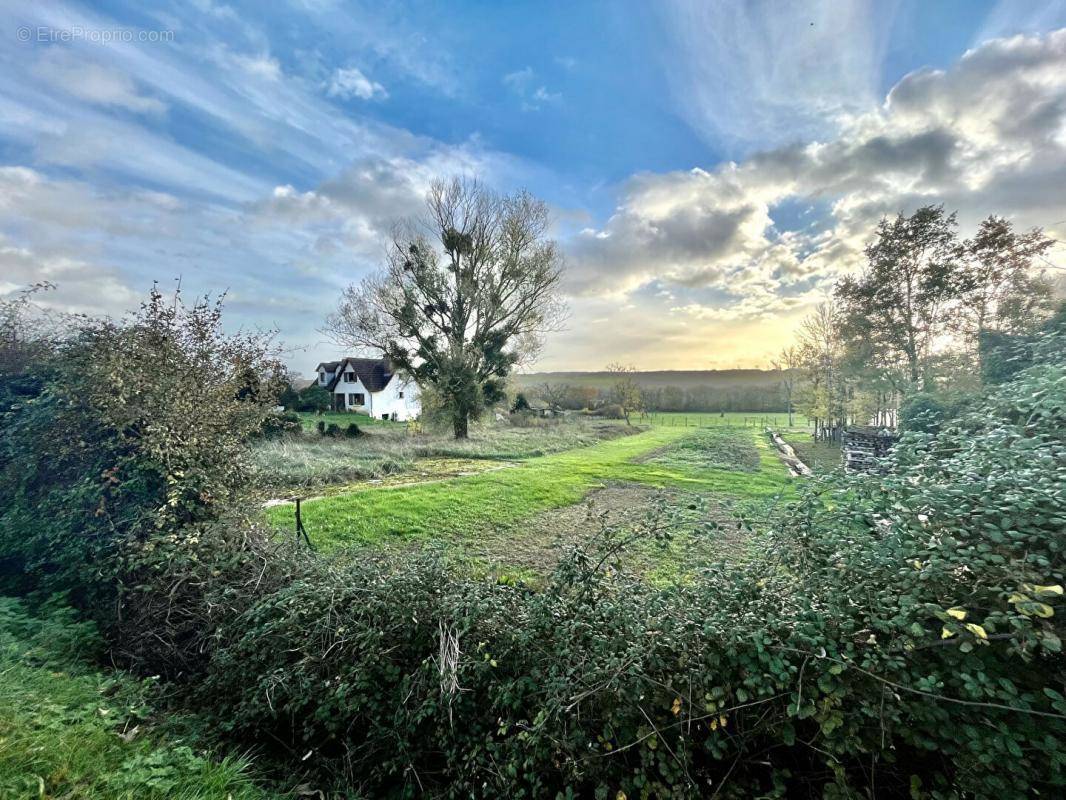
top-left (295, 409), bottom-right (400, 431)
top-left (266, 425), bottom-right (794, 549)
top-left (0, 599), bottom-right (281, 800)
top-left (645, 411), bottom-right (793, 428)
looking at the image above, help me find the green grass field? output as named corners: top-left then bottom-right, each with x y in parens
top-left (253, 417), bottom-right (632, 489)
top-left (0, 599), bottom-right (281, 800)
top-left (266, 425), bottom-right (794, 549)
top-left (644, 411), bottom-right (794, 428)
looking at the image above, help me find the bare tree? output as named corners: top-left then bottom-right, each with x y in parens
top-left (327, 178), bottom-right (565, 438)
top-left (538, 382), bottom-right (571, 413)
top-left (605, 362), bottom-right (642, 425)
top-left (771, 345), bottom-right (800, 427)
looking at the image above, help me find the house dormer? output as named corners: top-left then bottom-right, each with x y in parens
top-left (316, 361), bottom-right (340, 386)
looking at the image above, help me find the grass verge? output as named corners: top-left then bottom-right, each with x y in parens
top-left (0, 598), bottom-right (282, 800)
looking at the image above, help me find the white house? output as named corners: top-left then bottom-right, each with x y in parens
top-left (314, 357), bottom-right (421, 421)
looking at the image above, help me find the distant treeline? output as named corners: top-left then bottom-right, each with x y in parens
top-left (520, 377), bottom-right (788, 413)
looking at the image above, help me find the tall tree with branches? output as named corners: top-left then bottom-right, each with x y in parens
top-left (956, 216), bottom-right (1055, 371)
top-left (327, 178), bottom-right (565, 438)
top-left (605, 362), bottom-right (643, 424)
top-left (836, 205), bottom-right (961, 389)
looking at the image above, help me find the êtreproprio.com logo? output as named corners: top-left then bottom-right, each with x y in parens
top-left (17, 25), bottom-right (175, 44)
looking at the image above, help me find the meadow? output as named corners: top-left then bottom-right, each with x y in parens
top-left (263, 420), bottom-right (796, 577)
top-left (252, 415), bottom-right (635, 488)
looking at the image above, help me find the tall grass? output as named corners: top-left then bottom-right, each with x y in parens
top-left (251, 417), bottom-right (633, 490)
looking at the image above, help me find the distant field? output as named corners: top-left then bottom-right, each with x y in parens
top-left (513, 368), bottom-right (782, 390)
top-left (644, 411), bottom-right (795, 428)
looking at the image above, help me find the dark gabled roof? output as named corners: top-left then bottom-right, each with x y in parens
top-left (315, 360), bottom-right (342, 372)
top-left (324, 357), bottom-right (395, 393)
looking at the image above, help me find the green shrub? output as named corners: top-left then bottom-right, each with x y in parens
top-left (898, 391), bottom-right (947, 432)
top-left (259, 411), bottom-right (301, 439)
top-left (511, 392), bottom-right (530, 413)
top-left (344, 422), bottom-right (362, 438)
top-left (587, 402), bottom-right (624, 419)
top-left (0, 287), bottom-right (281, 608)
top-left (296, 384), bottom-right (331, 413)
top-left (194, 330), bottom-right (1066, 798)
top-left (325, 423), bottom-right (341, 437)
top-left (315, 419), bottom-right (326, 435)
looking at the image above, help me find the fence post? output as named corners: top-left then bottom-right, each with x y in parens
top-left (294, 497), bottom-right (314, 550)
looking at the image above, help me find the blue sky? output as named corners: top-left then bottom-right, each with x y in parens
top-left (2, 0), bottom-right (1065, 372)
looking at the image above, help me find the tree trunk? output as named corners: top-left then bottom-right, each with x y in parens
top-left (452, 412), bottom-right (469, 439)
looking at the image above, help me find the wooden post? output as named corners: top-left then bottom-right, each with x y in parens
top-left (294, 497), bottom-right (314, 550)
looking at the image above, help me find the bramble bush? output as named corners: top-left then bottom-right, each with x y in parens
top-left (194, 328), bottom-right (1066, 797)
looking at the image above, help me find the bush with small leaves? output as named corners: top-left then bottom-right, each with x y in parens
top-left (260, 411), bottom-right (301, 439)
top-left (195, 329), bottom-right (1066, 798)
top-left (0, 287), bottom-right (281, 608)
top-left (344, 422), bottom-right (362, 438)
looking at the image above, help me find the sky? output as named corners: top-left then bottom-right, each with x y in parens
top-left (2, 0), bottom-right (1066, 375)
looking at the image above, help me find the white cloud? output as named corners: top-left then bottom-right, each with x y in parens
top-left (327, 66), bottom-right (388, 101)
top-left (0, 235), bottom-right (140, 318)
top-left (502, 67), bottom-right (535, 91)
top-left (502, 66), bottom-right (561, 111)
top-left (655, 0), bottom-right (899, 151)
top-left (565, 29), bottom-right (1066, 331)
top-left (34, 49), bottom-right (166, 115)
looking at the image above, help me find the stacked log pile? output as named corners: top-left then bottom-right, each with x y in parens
top-left (842, 427), bottom-right (897, 472)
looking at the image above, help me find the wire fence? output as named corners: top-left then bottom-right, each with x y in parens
top-left (642, 412), bottom-right (796, 429)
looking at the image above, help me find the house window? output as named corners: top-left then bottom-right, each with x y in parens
top-left (344, 371), bottom-right (355, 381)
top-left (319, 373), bottom-right (327, 384)
top-left (348, 393), bottom-right (364, 407)
top-left (398, 391), bottom-right (404, 399)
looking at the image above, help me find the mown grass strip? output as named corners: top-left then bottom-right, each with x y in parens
top-left (0, 599), bottom-right (279, 800)
top-left (267, 426), bottom-right (794, 549)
